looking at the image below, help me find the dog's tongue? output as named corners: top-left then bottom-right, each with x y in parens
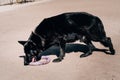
top-left (32, 57), bottom-right (36, 62)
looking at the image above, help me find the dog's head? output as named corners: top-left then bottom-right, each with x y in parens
top-left (18, 40), bottom-right (42, 65)
top-left (18, 32), bottom-right (44, 65)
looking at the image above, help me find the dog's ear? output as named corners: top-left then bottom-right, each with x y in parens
top-left (18, 41), bottom-right (27, 45)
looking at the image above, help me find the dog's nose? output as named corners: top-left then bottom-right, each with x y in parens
top-left (24, 62), bottom-right (29, 66)
top-left (24, 57), bottom-right (29, 66)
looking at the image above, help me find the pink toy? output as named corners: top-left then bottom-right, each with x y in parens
top-left (29, 56), bottom-right (51, 66)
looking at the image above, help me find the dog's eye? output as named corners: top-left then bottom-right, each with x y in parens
top-left (27, 54), bottom-right (31, 57)
top-left (30, 50), bottom-right (37, 55)
top-left (33, 50), bottom-right (37, 54)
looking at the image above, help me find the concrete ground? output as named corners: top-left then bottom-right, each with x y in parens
top-left (0, 0), bottom-right (120, 80)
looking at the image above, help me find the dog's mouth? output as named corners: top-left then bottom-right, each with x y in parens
top-left (23, 56), bottom-right (39, 65)
top-left (24, 57), bottom-right (37, 65)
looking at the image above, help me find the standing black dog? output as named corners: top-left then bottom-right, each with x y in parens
top-left (18, 12), bottom-right (115, 65)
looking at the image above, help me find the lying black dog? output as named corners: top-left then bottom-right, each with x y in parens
top-left (18, 12), bottom-right (115, 65)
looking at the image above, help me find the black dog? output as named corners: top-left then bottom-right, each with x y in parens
top-left (18, 12), bottom-right (115, 65)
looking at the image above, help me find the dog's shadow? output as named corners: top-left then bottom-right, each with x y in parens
top-left (20, 43), bottom-right (108, 59)
top-left (41, 43), bottom-right (89, 56)
top-left (37, 43), bottom-right (108, 56)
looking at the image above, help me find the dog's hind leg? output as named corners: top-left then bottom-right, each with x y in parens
top-left (100, 37), bottom-right (115, 55)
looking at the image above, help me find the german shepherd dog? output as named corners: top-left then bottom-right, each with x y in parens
top-left (18, 12), bottom-right (115, 65)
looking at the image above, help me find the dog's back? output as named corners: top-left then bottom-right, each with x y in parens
top-left (35, 12), bottom-right (97, 35)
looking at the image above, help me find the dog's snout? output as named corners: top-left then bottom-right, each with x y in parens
top-left (24, 62), bottom-right (29, 65)
top-left (24, 58), bottom-right (29, 65)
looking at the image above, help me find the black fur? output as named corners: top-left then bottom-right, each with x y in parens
top-left (18, 12), bottom-right (115, 65)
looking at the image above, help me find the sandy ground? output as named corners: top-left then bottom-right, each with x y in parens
top-left (0, 0), bottom-right (120, 80)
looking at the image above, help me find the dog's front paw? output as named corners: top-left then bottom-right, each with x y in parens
top-left (80, 53), bottom-right (92, 58)
top-left (52, 58), bottom-right (62, 62)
